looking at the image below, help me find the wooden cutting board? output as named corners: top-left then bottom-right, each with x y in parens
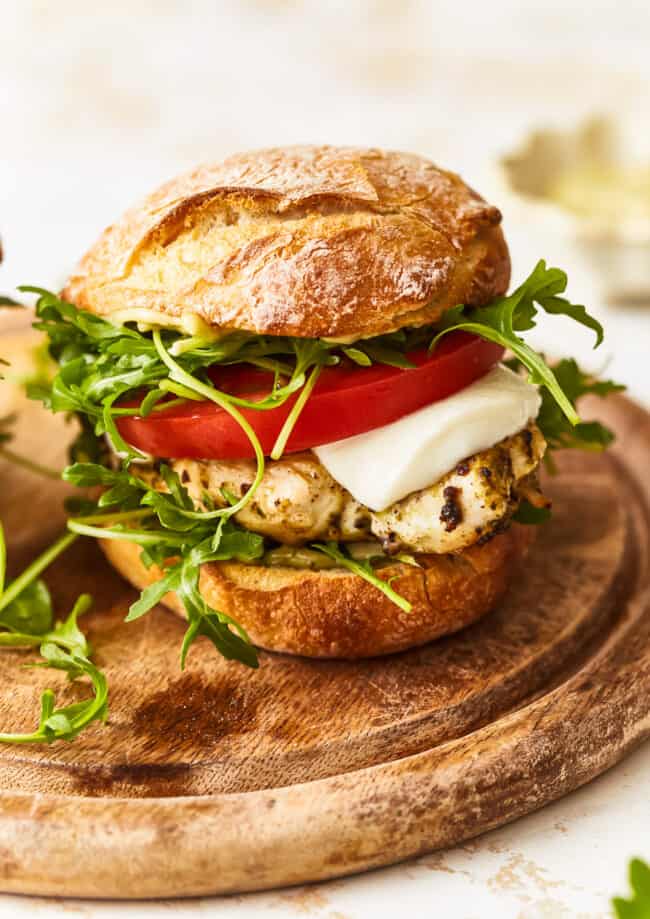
top-left (0, 321), bottom-right (649, 899)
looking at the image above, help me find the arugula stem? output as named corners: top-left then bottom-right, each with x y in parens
top-left (152, 330), bottom-right (265, 518)
top-left (433, 323), bottom-right (579, 425)
top-left (270, 363), bottom-right (322, 460)
top-left (109, 398), bottom-right (190, 417)
top-left (312, 542), bottom-right (412, 613)
top-left (70, 509), bottom-right (154, 526)
top-left (0, 447), bottom-right (62, 480)
top-left (157, 380), bottom-right (205, 402)
top-left (244, 356), bottom-right (294, 376)
top-left (0, 728), bottom-right (52, 744)
top-left (102, 390), bottom-right (145, 459)
top-left (165, 367), bottom-right (306, 413)
top-left (67, 521), bottom-right (181, 545)
top-left (0, 531), bottom-right (78, 614)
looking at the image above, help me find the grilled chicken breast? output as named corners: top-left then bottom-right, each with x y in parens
top-left (170, 452), bottom-right (371, 544)
top-left (371, 423), bottom-right (547, 553)
top-left (140, 422), bottom-right (546, 555)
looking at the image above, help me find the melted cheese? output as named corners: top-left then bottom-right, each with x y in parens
top-left (313, 364), bottom-right (541, 512)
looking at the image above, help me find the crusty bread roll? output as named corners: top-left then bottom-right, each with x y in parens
top-left (101, 526), bottom-right (533, 658)
top-left (63, 146), bottom-right (510, 341)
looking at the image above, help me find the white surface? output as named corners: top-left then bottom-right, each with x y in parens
top-left (315, 365), bottom-right (540, 509)
top-left (1, 1), bottom-right (650, 915)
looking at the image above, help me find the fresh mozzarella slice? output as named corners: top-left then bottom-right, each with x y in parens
top-left (313, 364), bottom-right (541, 512)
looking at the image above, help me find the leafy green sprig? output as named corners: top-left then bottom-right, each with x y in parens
top-left (613, 858), bottom-right (650, 918)
top-left (432, 260), bottom-right (605, 425)
top-left (509, 356), bottom-right (624, 523)
top-left (534, 358), bottom-right (624, 455)
top-left (52, 318), bottom-right (280, 669)
top-left (506, 355), bottom-right (625, 474)
top-left (63, 457), bottom-right (417, 660)
top-left (63, 461), bottom-right (265, 668)
top-left (0, 524), bottom-right (107, 744)
top-left (312, 542), bottom-right (414, 613)
top-left (22, 285), bottom-right (337, 466)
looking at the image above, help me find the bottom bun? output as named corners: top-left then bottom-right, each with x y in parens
top-left (101, 525), bottom-right (534, 659)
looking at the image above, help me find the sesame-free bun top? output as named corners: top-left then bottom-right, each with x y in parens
top-left (64, 146), bottom-right (511, 340)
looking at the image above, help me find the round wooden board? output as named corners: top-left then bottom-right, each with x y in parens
top-left (0, 322), bottom-right (649, 899)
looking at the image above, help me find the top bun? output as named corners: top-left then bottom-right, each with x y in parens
top-left (64, 146), bottom-right (510, 340)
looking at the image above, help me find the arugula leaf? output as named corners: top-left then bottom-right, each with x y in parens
top-left (131, 530), bottom-right (261, 669)
top-left (342, 346), bottom-right (372, 367)
top-left (533, 358), bottom-right (624, 454)
top-left (0, 578), bottom-right (53, 635)
top-left (0, 641), bottom-right (108, 744)
top-left (504, 355), bottom-right (624, 472)
top-left (613, 858), bottom-right (650, 918)
top-left (0, 296), bottom-right (21, 307)
top-left (0, 530), bottom-right (78, 615)
top-left (0, 525), bottom-right (107, 744)
top-left (125, 565), bottom-right (181, 622)
top-left (359, 343), bottom-right (415, 369)
top-left (512, 500), bottom-right (552, 525)
top-left (176, 553), bottom-right (258, 669)
top-left (432, 261), bottom-right (605, 426)
top-left (124, 522), bottom-right (261, 669)
top-left (64, 461), bottom-right (142, 490)
top-left (63, 457), bottom-right (265, 667)
top-left (311, 541), bottom-right (412, 613)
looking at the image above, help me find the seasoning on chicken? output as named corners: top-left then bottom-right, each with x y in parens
top-left (371, 423), bottom-right (546, 553)
top-left (139, 422), bottom-right (546, 554)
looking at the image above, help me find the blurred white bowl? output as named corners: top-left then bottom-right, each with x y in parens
top-left (499, 117), bottom-right (650, 307)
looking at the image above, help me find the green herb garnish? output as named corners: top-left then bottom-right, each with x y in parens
top-left (534, 357), bottom-right (624, 455)
top-left (63, 461), bottom-right (264, 668)
top-left (432, 260), bottom-right (605, 425)
top-left (0, 523), bottom-right (107, 744)
top-left (311, 541), bottom-right (412, 613)
top-left (505, 356), bottom-right (625, 474)
top-left (512, 500), bottom-right (553, 525)
top-left (613, 858), bottom-right (650, 918)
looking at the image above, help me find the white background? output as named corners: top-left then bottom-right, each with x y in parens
top-left (1, 1), bottom-right (650, 916)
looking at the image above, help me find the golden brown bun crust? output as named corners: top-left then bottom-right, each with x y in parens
top-left (101, 526), bottom-right (533, 659)
top-left (64, 146), bottom-right (510, 340)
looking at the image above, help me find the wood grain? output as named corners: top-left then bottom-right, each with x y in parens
top-left (0, 323), bottom-right (648, 898)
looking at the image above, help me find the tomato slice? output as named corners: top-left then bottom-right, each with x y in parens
top-left (116, 332), bottom-right (503, 459)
